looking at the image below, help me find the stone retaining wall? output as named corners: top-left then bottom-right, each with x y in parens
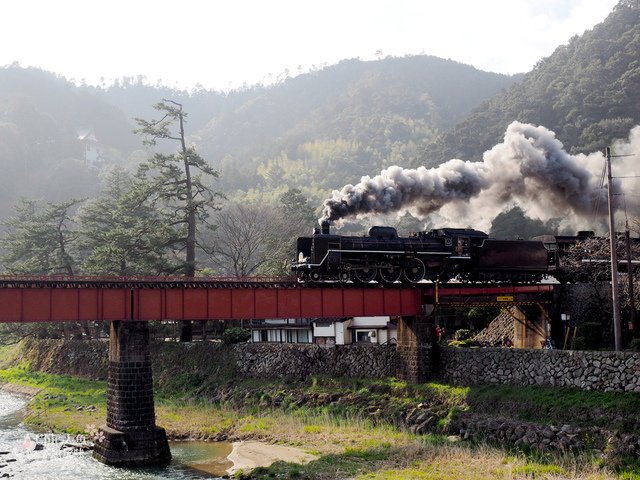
top-left (438, 346), bottom-right (640, 393)
top-left (232, 343), bottom-right (397, 379)
top-left (18, 338), bottom-right (397, 380)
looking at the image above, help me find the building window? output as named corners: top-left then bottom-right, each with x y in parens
top-left (268, 330), bottom-right (281, 342)
top-left (260, 330), bottom-right (268, 342)
top-left (298, 329), bottom-right (310, 343)
top-left (355, 330), bottom-right (372, 343)
top-left (285, 329), bottom-right (311, 343)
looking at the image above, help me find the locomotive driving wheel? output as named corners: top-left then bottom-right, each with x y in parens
top-left (378, 265), bottom-right (401, 283)
top-left (310, 271), bottom-right (322, 282)
top-left (403, 258), bottom-right (426, 283)
top-left (354, 266), bottom-right (377, 283)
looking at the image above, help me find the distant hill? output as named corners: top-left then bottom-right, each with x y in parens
top-left (90, 56), bottom-right (519, 195)
top-left (0, 56), bottom-right (519, 216)
top-left (425, 0), bottom-right (640, 165)
top-left (189, 56), bottom-right (519, 195)
top-left (0, 66), bottom-right (139, 217)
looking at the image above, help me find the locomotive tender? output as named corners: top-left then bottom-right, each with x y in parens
top-left (292, 222), bottom-right (558, 284)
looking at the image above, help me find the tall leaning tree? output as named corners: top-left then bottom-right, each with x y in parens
top-left (135, 100), bottom-right (221, 341)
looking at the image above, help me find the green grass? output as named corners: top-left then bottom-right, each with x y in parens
top-left (467, 384), bottom-right (640, 431)
top-left (0, 362), bottom-right (107, 434)
top-left (0, 364), bottom-right (106, 404)
top-left (512, 462), bottom-right (567, 477)
top-left (238, 445), bottom-right (399, 480)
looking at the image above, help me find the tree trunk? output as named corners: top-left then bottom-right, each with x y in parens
top-left (179, 105), bottom-right (195, 342)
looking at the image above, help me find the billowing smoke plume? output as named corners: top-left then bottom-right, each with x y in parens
top-left (321, 122), bottom-right (640, 231)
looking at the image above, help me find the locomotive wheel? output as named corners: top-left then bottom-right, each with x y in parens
top-left (378, 266), bottom-right (401, 283)
top-left (338, 271), bottom-right (350, 282)
top-left (403, 258), bottom-right (426, 283)
top-left (354, 267), bottom-right (377, 283)
top-left (310, 271), bottom-right (322, 282)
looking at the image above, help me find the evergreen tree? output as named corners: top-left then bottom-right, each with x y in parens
top-left (279, 187), bottom-right (316, 225)
top-left (0, 198), bottom-right (87, 341)
top-left (1, 198), bottom-right (81, 275)
top-left (134, 100), bottom-right (222, 341)
top-left (78, 167), bottom-right (179, 276)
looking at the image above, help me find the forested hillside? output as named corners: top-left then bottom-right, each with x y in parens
top-left (87, 56), bottom-right (518, 199)
top-left (0, 67), bottom-right (136, 217)
top-left (188, 56), bottom-right (518, 195)
top-left (0, 56), bottom-right (518, 220)
top-left (426, 0), bottom-right (640, 165)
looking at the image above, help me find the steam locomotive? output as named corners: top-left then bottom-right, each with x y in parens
top-left (292, 222), bottom-right (563, 284)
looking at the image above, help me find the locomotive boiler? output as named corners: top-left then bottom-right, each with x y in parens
top-left (292, 222), bottom-right (557, 284)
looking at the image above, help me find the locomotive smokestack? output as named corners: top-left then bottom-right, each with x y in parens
top-left (321, 220), bottom-right (330, 235)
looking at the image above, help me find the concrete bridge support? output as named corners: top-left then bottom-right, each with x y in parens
top-left (93, 321), bottom-right (171, 467)
top-left (396, 315), bottom-right (434, 383)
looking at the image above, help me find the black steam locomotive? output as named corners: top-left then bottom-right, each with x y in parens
top-left (292, 222), bottom-right (560, 284)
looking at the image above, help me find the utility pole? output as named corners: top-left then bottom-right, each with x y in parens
top-left (626, 228), bottom-right (637, 336)
top-left (606, 146), bottom-right (622, 351)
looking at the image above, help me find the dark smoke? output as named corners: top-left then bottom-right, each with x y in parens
top-left (321, 122), bottom-right (636, 231)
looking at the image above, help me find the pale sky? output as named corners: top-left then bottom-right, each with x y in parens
top-left (2, 0), bottom-right (619, 91)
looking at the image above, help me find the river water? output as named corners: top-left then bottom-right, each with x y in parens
top-left (0, 391), bottom-right (232, 479)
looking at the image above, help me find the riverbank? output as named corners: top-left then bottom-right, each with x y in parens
top-left (3, 339), bottom-right (640, 479)
top-left (0, 382), bottom-right (41, 396)
top-left (228, 440), bottom-right (317, 475)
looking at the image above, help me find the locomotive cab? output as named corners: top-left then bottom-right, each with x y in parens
top-left (428, 228), bottom-right (489, 257)
top-left (295, 237), bottom-right (313, 263)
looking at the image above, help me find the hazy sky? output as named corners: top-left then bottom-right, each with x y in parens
top-left (2, 0), bottom-right (618, 91)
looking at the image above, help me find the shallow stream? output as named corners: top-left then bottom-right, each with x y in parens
top-left (0, 391), bottom-right (232, 479)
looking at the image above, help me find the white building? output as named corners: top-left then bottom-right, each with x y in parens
top-left (249, 318), bottom-right (313, 343)
top-left (314, 317), bottom-right (398, 345)
top-left (248, 316), bottom-right (397, 345)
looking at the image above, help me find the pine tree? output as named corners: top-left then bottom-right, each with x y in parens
top-left (78, 166), bottom-right (179, 276)
top-left (134, 100), bottom-right (222, 341)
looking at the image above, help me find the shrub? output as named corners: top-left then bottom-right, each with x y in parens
top-left (453, 329), bottom-right (472, 341)
top-left (222, 327), bottom-right (251, 344)
top-left (629, 338), bottom-right (640, 352)
top-left (571, 336), bottom-right (587, 350)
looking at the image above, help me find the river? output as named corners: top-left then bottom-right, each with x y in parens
top-left (0, 391), bottom-right (232, 479)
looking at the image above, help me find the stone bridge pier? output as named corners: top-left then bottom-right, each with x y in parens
top-left (93, 321), bottom-right (171, 467)
top-left (396, 315), bottom-right (435, 383)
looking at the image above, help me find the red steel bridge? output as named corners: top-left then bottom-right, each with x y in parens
top-left (0, 275), bottom-right (554, 323)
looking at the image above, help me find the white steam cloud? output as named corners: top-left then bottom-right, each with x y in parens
top-left (321, 122), bottom-right (640, 232)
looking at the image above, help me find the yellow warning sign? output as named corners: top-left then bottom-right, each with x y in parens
top-left (497, 295), bottom-right (514, 302)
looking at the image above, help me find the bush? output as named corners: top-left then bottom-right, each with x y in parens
top-left (571, 336), bottom-right (587, 350)
top-left (453, 329), bottom-right (472, 341)
top-left (582, 322), bottom-right (604, 349)
top-left (447, 339), bottom-right (476, 348)
top-left (222, 327), bottom-right (251, 344)
top-left (629, 338), bottom-right (640, 352)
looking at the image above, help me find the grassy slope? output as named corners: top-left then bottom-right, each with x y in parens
top-left (2, 342), bottom-right (640, 479)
